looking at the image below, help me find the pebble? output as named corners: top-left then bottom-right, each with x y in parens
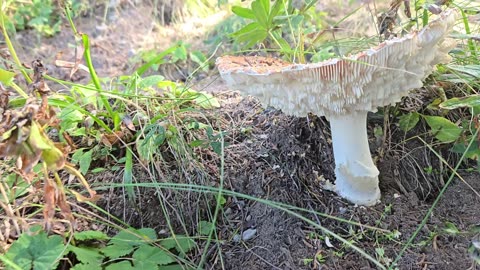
top-left (233, 234), bottom-right (241, 243)
top-left (242, 229), bottom-right (257, 241)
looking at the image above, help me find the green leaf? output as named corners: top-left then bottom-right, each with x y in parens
top-left (398, 112), bottom-right (420, 132)
top-left (234, 27), bottom-right (268, 48)
top-left (159, 265), bottom-right (195, 270)
top-left (71, 149), bottom-right (93, 175)
top-left (450, 140), bottom-right (480, 160)
top-left (74, 231), bottom-right (109, 241)
top-left (230, 22), bottom-right (263, 37)
top-left (133, 245), bottom-right (175, 268)
top-left (197, 221), bottom-right (214, 236)
top-left (160, 235), bottom-right (196, 255)
top-left (269, 0), bottom-right (285, 25)
top-left (103, 228), bottom-right (157, 258)
top-left (101, 243), bottom-right (134, 259)
top-left (173, 44), bottom-right (188, 61)
top-left (68, 246), bottom-right (104, 266)
top-left (440, 95), bottom-right (480, 110)
top-left (275, 36), bottom-right (292, 54)
top-left (5, 226), bottom-right (65, 270)
top-left (189, 51), bottom-right (208, 72)
top-left (423, 115), bottom-right (462, 143)
top-left (71, 263), bottom-right (102, 270)
top-left (0, 68), bottom-right (15, 85)
top-left (194, 92), bottom-right (220, 109)
top-left (443, 222), bottom-right (460, 235)
top-left (138, 75), bottom-right (165, 89)
top-left (105, 261), bottom-right (136, 270)
top-left (251, 0), bottom-right (269, 29)
top-left (231, 6), bottom-right (255, 19)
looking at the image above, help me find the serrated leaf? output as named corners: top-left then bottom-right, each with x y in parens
top-left (5, 226), bottom-right (65, 270)
top-left (103, 228), bottom-right (156, 259)
top-left (105, 261), bottom-right (136, 270)
top-left (74, 231), bottom-right (109, 241)
top-left (102, 242), bottom-right (135, 259)
top-left (231, 6), bottom-right (255, 19)
top-left (133, 245), bottom-right (175, 268)
top-left (160, 235), bottom-right (196, 255)
top-left (68, 246), bottom-right (104, 265)
top-left (423, 115), bottom-right (462, 143)
top-left (398, 112), bottom-right (420, 132)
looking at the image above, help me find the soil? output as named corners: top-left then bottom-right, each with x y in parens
top-left (3, 2), bottom-right (480, 270)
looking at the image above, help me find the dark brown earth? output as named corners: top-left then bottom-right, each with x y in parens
top-left (5, 2), bottom-right (480, 270)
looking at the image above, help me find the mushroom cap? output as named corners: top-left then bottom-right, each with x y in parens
top-left (216, 10), bottom-right (457, 117)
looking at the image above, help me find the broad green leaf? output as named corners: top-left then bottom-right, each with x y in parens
top-left (139, 75), bottom-right (165, 89)
top-left (105, 261), bottom-right (135, 270)
top-left (72, 149), bottom-right (93, 175)
top-left (194, 92), bottom-right (220, 109)
top-left (448, 65), bottom-right (480, 78)
top-left (423, 115), bottom-right (462, 143)
top-left (133, 245), bottom-right (175, 268)
top-left (231, 6), bottom-right (255, 19)
top-left (28, 121), bottom-right (52, 150)
top-left (235, 28), bottom-right (268, 48)
top-left (103, 228), bottom-right (157, 258)
top-left (450, 140), bottom-right (480, 160)
top-left (5, 226), bottom-right (65, 270)
top-left (71, 263), bottom-right (102, 270)
top-left (197, 221), bottom-right (214, 236)
top-left (68, 246), bottom-right (104, 266)
top-left (74, 231), bottom-right (109, 241)
top-left (160, 264), bottom-right (195, 270)
top-left (102, 242), bottom-right (134, 259)
top-left (440, 95), bottom-right (480, 110)
top-left (160, 235), bottom-right (196, 255)
top-left (398, 112), bottom-right (420, 132)
top-left (173, 44), bottom-right (188, 61)
top-left (111, 228), bottom-right (157, 246)
top-left (0, 68), bottom-right (15, 85)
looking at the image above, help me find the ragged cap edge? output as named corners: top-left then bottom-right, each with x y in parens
top-left (216, 9), bottom-right (457, 117)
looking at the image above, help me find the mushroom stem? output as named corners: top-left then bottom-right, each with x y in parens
top-left (329, 112), bottom-right (380, 206)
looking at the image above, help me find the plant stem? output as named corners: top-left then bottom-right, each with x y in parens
top-left (0, 2), bottom-right (32, 84)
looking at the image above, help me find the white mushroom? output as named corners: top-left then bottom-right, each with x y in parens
top-left (216, 10), bottom-right (457, 206)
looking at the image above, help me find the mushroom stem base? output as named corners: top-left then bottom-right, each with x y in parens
top-left (329, 112), bottom-right (381, 206)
